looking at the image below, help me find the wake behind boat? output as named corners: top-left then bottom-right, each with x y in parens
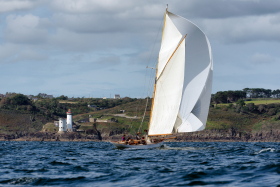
top-left (111, 5), bottom-right (213, 149)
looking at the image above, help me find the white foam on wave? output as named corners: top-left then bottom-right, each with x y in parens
top-left (255, 148), bottom-right (276, 154)
top-left (9, 177), bottom-right (38, 185)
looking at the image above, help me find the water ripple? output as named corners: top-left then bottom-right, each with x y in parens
top-left (0, 141), bottom-right (279, 186)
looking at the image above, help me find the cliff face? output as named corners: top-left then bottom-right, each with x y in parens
top-left (1, 128), bottom-right (280, 142)
top-left (2, 100), bottom-right (280, 142)
top-left (173, 129), bottom-right (280, 142)
top-left (0, 109), bottom-right (50, 135)
top-left (0, 132), bottom-right (101, 142)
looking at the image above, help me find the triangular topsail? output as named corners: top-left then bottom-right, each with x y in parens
top-left (148, 11), bottom-right (213, 135)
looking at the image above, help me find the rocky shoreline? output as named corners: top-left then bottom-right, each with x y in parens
top-left (1, 128), bottom-right (280, 142)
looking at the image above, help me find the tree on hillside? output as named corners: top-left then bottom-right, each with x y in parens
top-left (236, 99), bottom-right (245, 107)
top-left (263, 89), bottom-right (272, 98)
top-left (11, 94), bottom-right (30, 105)
top-left (227, 90), bottom-right (246, 102)
top-left (57, 95), bottom-right (68, 100)
top-left (243, 88), bottom-right (250, 98)
top-left (272, 89), bottom-right (280, 98)
top-left (214, 91), bottom-right (227, 103)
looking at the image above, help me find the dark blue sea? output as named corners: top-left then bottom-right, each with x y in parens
top-left (0, 141), bottom-right (279, 186)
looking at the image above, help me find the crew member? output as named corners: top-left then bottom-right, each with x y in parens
top-left (141, 137), bottom-right (146, 145)
top-left (125, 137), bottom-right (131, 145)
top-left (122, 134), bottom-right (126, 141)
top-left (136, 132), bottom-right (141, 140)
top-left (144, 129), bottom-right (151, 143)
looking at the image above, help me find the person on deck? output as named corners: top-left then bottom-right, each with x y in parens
top-left (122, 135), bottom-right (126, 142)
top-left (141, 137), bottom-right (146, 145)
top-left (144, 129), bottom-right (151, 143)
top-left (125, 137), bottom-right (131, 145)
top-left (136, 132), bottom-right (141, 140)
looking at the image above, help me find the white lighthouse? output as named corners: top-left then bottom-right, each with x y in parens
top-left (66, 109), bottom-right (73, 132)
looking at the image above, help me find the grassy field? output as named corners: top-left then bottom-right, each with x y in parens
top-left (245, 100), bottom-right (280, 105)
top-left (43, 123), bottom-right (58, 132)
top-left (216, 99), bottom-right (280, 107)
top-left (0, 109), bottom-right (49, 135)
top-left (42, 97), bottom-right (280, 135)
top-left (206, 107), bottom-right (263, 131)
top-left (58, 100), bottom-right (77, 104)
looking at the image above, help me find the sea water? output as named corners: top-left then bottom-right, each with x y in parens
top-left (0, 141), bottom-right (279, 186)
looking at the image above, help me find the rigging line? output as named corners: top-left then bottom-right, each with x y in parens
top-left (137, 60), bottom-right (157, 133)
top-left (136, 12), bottom-right (166, 133)
top-left (139, 11), bottom-right (166, 100)
top-left (139, 57), bottom-right (159, 132)
top-left (127, 13), bottom-right (165, 132)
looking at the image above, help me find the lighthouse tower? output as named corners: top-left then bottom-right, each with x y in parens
top-left (66, 109), bottom-right (73, 132)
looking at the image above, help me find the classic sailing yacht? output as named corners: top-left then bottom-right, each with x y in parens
top-left (112, 7), bottom-right (213, 149)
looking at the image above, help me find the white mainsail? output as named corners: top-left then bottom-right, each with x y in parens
top-left (148, 11), bottom-right (213, 135)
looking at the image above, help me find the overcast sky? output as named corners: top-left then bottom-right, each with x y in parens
top-left (0, 0), bottom-right (280, 98)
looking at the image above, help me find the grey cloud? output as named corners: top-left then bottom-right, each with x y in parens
top-left (50, 0), bottom-right (148, 15)
top-left (14, 49), bottom-right (48, 62)
top-left (250, 53), bottom-right (275, 64)
top-left (0, 0), bottom-right (34, 13)
top-left (200, 14), bottom-right (280, 43)
top-left (51, 10), bottom-right (163, 35)
top-left (173, 0), bottom-right (280, 19)
top-left (1, 48), bottom-right (48, 63)
top-left (0, 43), bottom-right (20, 63)
top-left (128, 49), bottom-right (159, 67)
top-left (50, 0), bottom-right (280, 19)
top-left (47, 27), bottom-right (148, 53)
top-left (95, 55), bottom-right (120, 66)
top-left (5, 14), bottom-right (49, 44)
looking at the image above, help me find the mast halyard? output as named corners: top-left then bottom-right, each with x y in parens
top-left (148, 7), bottom-right (168, 132)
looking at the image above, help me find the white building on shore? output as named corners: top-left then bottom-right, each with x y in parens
top-left (59, 118), bottom-right (66, 132)
top-left (114, 94), bottom-right (120, 99)
top-left (58, 109), bottom-right (73, 132)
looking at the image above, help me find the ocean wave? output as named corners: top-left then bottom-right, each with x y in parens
top-left (254, 148), bottom-right (276, 154)
top-left (0, 141), bottom-right (279, 186)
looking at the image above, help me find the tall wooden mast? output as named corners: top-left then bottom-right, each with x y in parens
top-left (148, 5), bottom-right (168, 131)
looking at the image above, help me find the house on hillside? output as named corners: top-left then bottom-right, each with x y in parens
top-left (76, 118), bottom-right (89, 123)
top-left (5, 92), bottom-right (16, 98)
top-left (93, 118), bottom-right (117, 123)
top-left (39, 93), bottom-right (53, 99)
top-left (114, 94), bottom-right (120, 99)
top-left (88, 105), bottom-right (97, 108)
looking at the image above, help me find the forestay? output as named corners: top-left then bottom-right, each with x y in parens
top-left (148, 11), bottom-right (213, 135)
